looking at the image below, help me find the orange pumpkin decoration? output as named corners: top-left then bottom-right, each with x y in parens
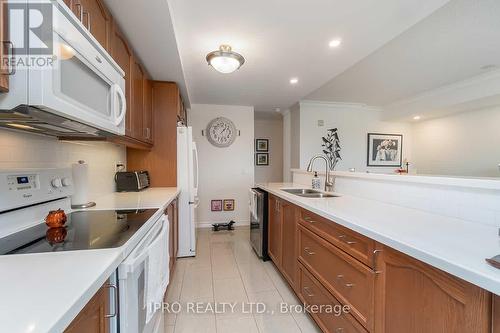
top-left (45, 209), bottom-right (67, 228)
top-left (46, 227), bottom-right (67, 244)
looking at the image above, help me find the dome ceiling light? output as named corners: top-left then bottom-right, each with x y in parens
top-left (206, 44), bottom-right (245, 74)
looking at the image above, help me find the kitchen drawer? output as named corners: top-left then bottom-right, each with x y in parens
top-left (298, 225), bottom-right (375, 331)
top-left (298, 263), bottom-right (368, 333)
top-left (299, 209), bottom-right (375, 267)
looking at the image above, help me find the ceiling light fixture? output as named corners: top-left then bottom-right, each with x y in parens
top-left (206, 44), bottom-right (245, 74)
top-left (413, 115), bottom-right (421, 120)
top-left (290, 78), bottom-right (299, 84)
top-left (329, 38), bottom-right (342, 48)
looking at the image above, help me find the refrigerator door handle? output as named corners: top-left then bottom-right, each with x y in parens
top-left (192, 142), bottom-right (199, 198)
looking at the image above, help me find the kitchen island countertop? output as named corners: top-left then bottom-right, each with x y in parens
top-left (258, 183), bottom-right (500, 296)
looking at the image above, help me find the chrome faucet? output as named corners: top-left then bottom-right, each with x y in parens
top-left (306, 155), bottom-right (334, 192)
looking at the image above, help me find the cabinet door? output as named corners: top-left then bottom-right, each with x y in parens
top-left (65, 285), bottom-right (110, 333)
top-left (142, 78), bottom-right (153, 143)
top-left (281, 201), bottom-right (297, 289)
top-left (494, 295), bottom-right (500, 333)
top-left (110, 24), bottom-right (132, 136)
top-left (268, 195), bottom-right (282, 266)
top-left (0, 0), bottom-right (9, 92)
top-left (79, 0), bottom-right (111, 52)
top-left (131, 58), bottom-right (145, 139)
top-left (374, 246), bottom-right (491, 333)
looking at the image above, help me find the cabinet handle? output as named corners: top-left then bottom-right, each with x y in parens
top-left (104, 284), bottom-right (118, 318)
top-left (74, 3), bottom-right (83, 22)
top-left (373, 249), bottom-right (383, 274)
top-left (303, 286), bottom-right (314, 297)
top-left (82, 10), bottom-right (91, 31)
top-left (345, 283), bottom-right (355, 288)
top-left (3, 41), bottom-right (15, 75)
top-left (303, 216), bottom-right (316, 223)
top-left (335, 328), bottom-right (344, 333)
top-left (146, 127), bottom-right (151, 139)
top-left (304, 247), bottom-right (315, 255)
top-left (338, 235), bottom-right (356, 245)
top-left (336, 274), bottom-right (344, 280)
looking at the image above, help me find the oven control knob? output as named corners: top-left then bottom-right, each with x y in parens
top-left (61, 177), bottom-right (72, 187)
top-left (51, 178), bottom-right (62, 188)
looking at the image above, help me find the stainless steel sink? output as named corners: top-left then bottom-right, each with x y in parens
top-left (281, 188), bottom-right (338, 198)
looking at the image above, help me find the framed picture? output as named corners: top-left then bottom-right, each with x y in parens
top-left (255, 153), bottom-right (269, 166)
top-left (223, 199), bottom-right (235, 211)
top-left (211, 200), bottom-right (222, 211)
top-left (367, 133), bottom-right (403, 167)
top-left (255, 139), bottom-right (269, 152)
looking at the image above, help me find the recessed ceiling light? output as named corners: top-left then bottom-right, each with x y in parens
top-left (290, 78), bottom-right (299, 84)
top-left (329, 38), bottom-right (342, 48)
top-left (413, 115), bottom-right (421, 120)
top-left (206, 44), bottom-right (245, 74)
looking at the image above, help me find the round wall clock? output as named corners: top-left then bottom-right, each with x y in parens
top-left (206, 117), bottom-right (237, 147)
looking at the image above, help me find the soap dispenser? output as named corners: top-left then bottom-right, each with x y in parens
top-left (312, 172), bottom-right (321, 189)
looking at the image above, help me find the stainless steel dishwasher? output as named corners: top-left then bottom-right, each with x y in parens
top-left (249, 188), bottom-right (269, 261)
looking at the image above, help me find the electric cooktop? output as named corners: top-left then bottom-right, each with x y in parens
top-left (0, 209), bottom-right (158, 255)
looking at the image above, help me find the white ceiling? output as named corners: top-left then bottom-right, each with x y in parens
top-left (167, 0), bottom-right (451, 111)
top-left (307, 0), bottom-right (500, 107)
top-left (103, 0), bottom-right (190, 106)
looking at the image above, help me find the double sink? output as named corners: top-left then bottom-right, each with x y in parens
top-left (281, 188), bottom-right (338, 198)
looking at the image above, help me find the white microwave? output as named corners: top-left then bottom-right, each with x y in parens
top-left (0, 0), bottom-right (126, 137)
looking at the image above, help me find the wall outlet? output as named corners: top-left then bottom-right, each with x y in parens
top-left (317, 120), bottom-right (324, 127)
top-left (115, 161), bottom-right (125, 172)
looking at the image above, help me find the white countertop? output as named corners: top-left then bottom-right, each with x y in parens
top-left (0, 187), bottom-right (179, 333)
top-left (258, 183), bottom-right (500, 296)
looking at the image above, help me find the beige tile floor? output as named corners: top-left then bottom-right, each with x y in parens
top-left (162, 228), bottom-right (321, 333)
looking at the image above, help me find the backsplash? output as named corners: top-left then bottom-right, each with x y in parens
top-left (292, 169), bottom-right (500, 227)
top-left (0, 129), bottom-right (126, 197)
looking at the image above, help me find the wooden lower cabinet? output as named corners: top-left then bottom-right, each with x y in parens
top-left (280, 200), bottom-right (298, 289)
top-left (298, 263), bottom-right (368, 333)
top-left (494, 295), bottom-right (500, 333)
top-left (268, 195), bottom-right (282, 266)
top-left (374, 245), bottom-right (491, 333)
top-left (166, 198), bottom-right (179, 279)
top-left (65, 284), bottom-right (110, 333)
top-left (267, 194), bottom-right (495, 333)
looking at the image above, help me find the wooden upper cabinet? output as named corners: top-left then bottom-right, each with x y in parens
top-left (81, 0), bottom-right (111, 51)
top-left (65, 284), bottom-right (110, 333)
top-left (110, 24), bottom-right (132, 136)
top-left (374, 245), bottom-right (491, 333)
top-left (0, 0), bottom-right (9, 92)
top-left (142, 78), bottom-right (153, 143)
top-left (281, 201), bottom-right (298, 290)
top-left (268, 195), bottom-right (282, 266)
top-left (130, 58), bottom-right (145, 139)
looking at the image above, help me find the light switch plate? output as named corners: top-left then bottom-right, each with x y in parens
top-left (317, 120), bottom-right (324, 127)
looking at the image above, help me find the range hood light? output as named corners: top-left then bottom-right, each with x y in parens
top-left (7, 123), bottom-right (39, 130)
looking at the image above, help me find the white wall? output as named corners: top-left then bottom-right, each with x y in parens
top-left (254, 113), bottom-right (283, 183)
top-left (299, 101), bottom-right (413, 173)
top-left (290, 103), bottom-right (301, 169)
top-left (0, 130), bottom-right (126, 197)
top-left (188, 104), bottom-right (255, 228)
top-left (412, 106), bottom-right (500, 177)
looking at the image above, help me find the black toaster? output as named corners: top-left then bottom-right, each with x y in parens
top-left (115, 171), bottom-right (150, 192)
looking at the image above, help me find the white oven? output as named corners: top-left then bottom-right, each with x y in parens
top-left (0, 0), bottom-right (126, 136)
top-left (118, 214), bottom-right (169, 333)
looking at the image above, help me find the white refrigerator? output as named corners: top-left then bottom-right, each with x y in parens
top-left (177, 126), bottom-right (198, 257)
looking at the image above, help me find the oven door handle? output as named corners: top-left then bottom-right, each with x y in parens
top-left (119, 216), bottom-right (166, 274)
